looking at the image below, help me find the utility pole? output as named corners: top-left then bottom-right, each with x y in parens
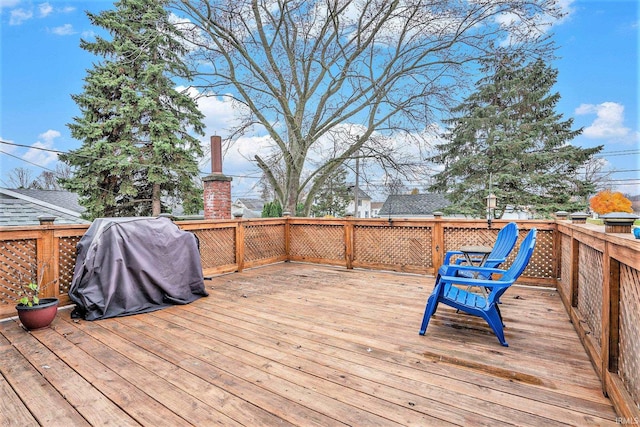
top-left (354, 153), bottom-right (360, 218)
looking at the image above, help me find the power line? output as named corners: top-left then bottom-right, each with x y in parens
top-left (595, 149), bottom-right (640, 155)
top-left (0, 149), bottom-right (57, 173)
top-left (0, 139), bottom-right (66, 155)
top-left (5, 138), bottom-right (639, 158)
top-left (1, 139), bottom-right (269, 180)
top-left (3, 138), bottom-right (638, 182)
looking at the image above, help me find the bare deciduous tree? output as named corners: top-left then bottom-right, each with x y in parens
top-left (384, 177), bottom-right (408, 197)
top-left (6, 167), bottom-right (35, 189)
top-left (34, 171), bottom-right (59, 190)
top-left (573, 157), bottom-right (613, 208)
top-left (34, 164), bottom-right (74, 190)
top-left (175, 0), bottom-right (562, 213)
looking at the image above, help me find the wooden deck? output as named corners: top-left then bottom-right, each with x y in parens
top-left (0, 263), bottom-right (619, 426)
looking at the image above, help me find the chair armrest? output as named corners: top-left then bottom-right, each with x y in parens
top-left (440, 274), bottom-right (509, 289)
top-left (440, 264), bottom-right (506, 276)
top-left (442, 250), bottom-right (463, 265)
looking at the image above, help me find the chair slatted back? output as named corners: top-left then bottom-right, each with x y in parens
top-left (500, 229), bottom-right (537, 283)
top-left (486, 222), bottom-right (518, 267)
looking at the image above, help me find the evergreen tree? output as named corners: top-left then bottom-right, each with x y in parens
top-left (310, 167), bottom-right (351, 217)
top-left (269, 200), bottom-right (283, 218)
top-left (429, 54), bottom-right (602, 218)
top-left (60, 0), bottom-right (204, 219)
top-left (262, 200), bottom-right (283, 218)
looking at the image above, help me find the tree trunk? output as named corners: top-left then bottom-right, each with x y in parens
top-left (152, 183), bottom-right (161, 216)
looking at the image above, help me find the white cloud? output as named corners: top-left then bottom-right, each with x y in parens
top-left (0, 0), bottom-right (21, 9)
top-left (555, 0), bottom-right (577, 25)
top-left (496, 0), bottom-right (576, 47)
top-left (195, 92), bottom-right (245, 133)
top-left (495, 12), bottom-right (520, 27)
top-left (39, 130), bottom-right (61, 143)
top-left (51, 23), bottom-right (75, 36)
top-left (9, 8), bottom-right (32, 25)
top-left (227, 135), bottom-right (275, 173)
top-left (22, 130), bottom-right (60, 167)
top-left (175, 86), bottom-right (264, 175)
top-left (38, 2), bottom-right (52, 17)
top-left (5, 2), bottom-right (75, 25)
top-left (575, 102), bottom-right (633, 140)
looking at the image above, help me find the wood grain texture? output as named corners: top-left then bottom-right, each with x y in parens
top-left (0, 263), bottom-right (620, 426)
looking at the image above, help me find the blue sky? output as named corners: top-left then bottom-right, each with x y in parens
top-left (0, 0), bottom-right (638, 199)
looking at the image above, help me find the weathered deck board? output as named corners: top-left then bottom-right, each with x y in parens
top-left (0, 263), bottom-right (619, 426)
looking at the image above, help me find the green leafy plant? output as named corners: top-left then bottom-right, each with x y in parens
top-left (17, 282), bottom-right (41, 307)
top-left (14, 263), bottom-right (56, 307)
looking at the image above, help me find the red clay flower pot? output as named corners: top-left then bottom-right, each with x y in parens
top-left (16, 298), bottom-right (59, 330)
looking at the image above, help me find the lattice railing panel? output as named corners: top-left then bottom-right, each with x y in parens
top-left (444, 227), bottom-right (554, 278)
top-left (192, 228), bottom-right (236, 268)
top-left (523, 229), bottom-right (554, 278)
top-left (444, 227), bottom-right (498, 264)
top-left (559, 234), bottom-right (572, 297)
top-left (244, 224), bottom-right (286, 262)
top-left (355, 226), bottom-right (432, 268)
top-left (290, 224), bottom-right (344, 261)
top-left (0, 239), bottom-right (37, 305)
top-left (444, 227), bottom-right (500, 248)
top-left (577, 243), bottom-right (603, 350)
top-left (619, 263), bottom-right (640, 408)
top-left (58, 236), bottom-right (81, 295)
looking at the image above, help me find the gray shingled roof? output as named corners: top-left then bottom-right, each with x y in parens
top-left (0, 188), bottom-right (89, 227)
top-left (347, 186), bottom-right (372, 200)
top-left (378, 193), bottom-right (450, 217)
top-left (8, 188), bottom-right (85, 213)
top-left (235, 198), bottom-right (265, 211)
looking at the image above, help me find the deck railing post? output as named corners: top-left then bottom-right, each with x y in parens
top-left (552, 223), bottom-right (562, 281)
top-left (602, 250), bottom-right (620, 393)
top-left (570, 236), bottom-right (579, 308)
top-left (235, 219), bottom-right (245, 272)
top-left (602, 252), bottom-right (620, 373)
top-left (283, 215), bottom-right (291, 262)
top-left (36, 226), bottom-right (57, 299)
top-left (431, 218), bottom-right (444, 274)
top-left (344, 218), bottom-right (354, 269)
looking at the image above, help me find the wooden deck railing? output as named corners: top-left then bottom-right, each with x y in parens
top-left (555, 222), bottom-right (640, 421)
top-left (1, 217), bottom-right (638, 420)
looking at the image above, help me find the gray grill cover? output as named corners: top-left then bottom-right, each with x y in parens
top-left (69, 217), bottom-right (208, 320)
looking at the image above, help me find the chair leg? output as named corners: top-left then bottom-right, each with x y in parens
top-left (419, 294), bottom-right (439, 335)
top-left (420, 275), bottom-right (445, 335)
top-left (484, 306), bottom-right (508, 346)
top-left (495, 304), bottom-right (504, 327)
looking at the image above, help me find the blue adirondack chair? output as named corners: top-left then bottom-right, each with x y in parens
top-left (439, 222), bottom-right (519, 279)
top-left (419, 228), bottom-right (537, 346)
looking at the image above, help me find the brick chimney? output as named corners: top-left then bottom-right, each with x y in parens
top-left (203, 135), bottom-right (232, 219)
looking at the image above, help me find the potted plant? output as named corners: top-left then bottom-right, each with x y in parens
top-left (15, 269), bottom-right (59, 331)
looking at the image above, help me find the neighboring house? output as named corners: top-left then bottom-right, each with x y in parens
top-left (0, 188), bottom-right (89, 226)
top-left (346, 187), bottom-right (372, 218)
top-left (378, 193), bottom-right (450, 218)
top-left (370, 201), bottom-right (384, 218)
top-left (232, 198), bottom-right (265, 218)
top-left (501, 205), bottom-right (533, 220)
